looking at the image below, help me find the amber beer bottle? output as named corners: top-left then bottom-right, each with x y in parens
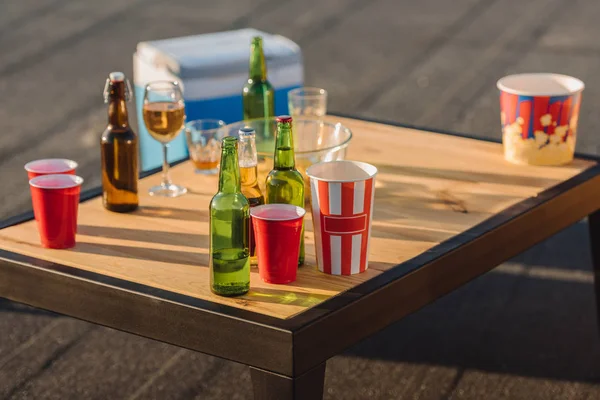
top-left (242, 36), bottom-right (275, 120)
top-left (238, 127), bottom-right (265, 265)
top-left (101, 72), bottom-right (139, 212)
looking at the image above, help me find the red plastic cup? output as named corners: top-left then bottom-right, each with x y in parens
top-left (25, 159), bottom-right (78, 179)
top-left (29, 174), bottom-right (83, 249)
top-left (251, 204), bottom-right (306, 284)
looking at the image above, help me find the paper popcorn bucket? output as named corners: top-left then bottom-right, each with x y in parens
top-left (306, 161), bottom-right (377, 275)
top-left (497, 73), bottom-right (584, 166)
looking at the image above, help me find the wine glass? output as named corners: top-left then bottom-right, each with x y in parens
top-left (143, 81), bottom-right (187, 197)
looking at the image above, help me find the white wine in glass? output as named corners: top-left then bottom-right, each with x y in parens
top-left (143, 81), bottom-right (187, 197)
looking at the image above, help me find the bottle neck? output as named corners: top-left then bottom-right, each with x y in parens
top-left (238, 135), bottom-right (258, 168)
top-left (249, 39), bottom-right (267, 81)
top-left (219, 142), bottom-right (242, 194)
top-left (107, 81), bottom-right (129, 128)
top-left (273, 122), bottom-right (295, 170)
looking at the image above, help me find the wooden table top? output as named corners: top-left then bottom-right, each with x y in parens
top-left (0, 116), bottom-right (595, 320)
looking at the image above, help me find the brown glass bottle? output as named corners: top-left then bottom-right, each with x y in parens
top-left (101, 72), bottom-right (139, 212)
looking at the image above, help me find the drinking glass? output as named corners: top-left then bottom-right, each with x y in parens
top-left (288, 87), bottom-right (327, 119)
top-left (185, 119), bottom-right (225, 174)
top-left (143, 81), bottom-right (187, 197)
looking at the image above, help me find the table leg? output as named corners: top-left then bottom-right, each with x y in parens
top-left (250, 363), bottom-right (326, 400)
top-left (589, 211), bottom-right (600, 332)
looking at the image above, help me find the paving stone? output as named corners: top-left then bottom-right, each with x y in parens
top-left (8, 327), bottom-right (179, 400)
top-left (0, 318), bottom-right (91, 398)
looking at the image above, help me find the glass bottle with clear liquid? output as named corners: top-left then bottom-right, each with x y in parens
top-left (265, 116), bottom-right (305, 266)
top-left (210, 137), bottom-right (250, 296)
top-left (238, 127), bottom-right (265, 266)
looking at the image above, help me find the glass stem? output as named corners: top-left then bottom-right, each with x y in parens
top-left (161, 143), bottom-right (171, 188)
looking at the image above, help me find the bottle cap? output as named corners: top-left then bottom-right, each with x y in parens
top-left (238, 127), bottom-right (256, 137)
top-left (103, 72), bottom-right (132, 103)
top-left (109, 72), bottom-right (125, 82)
top-left (276, 115), bottom-right (293, 123)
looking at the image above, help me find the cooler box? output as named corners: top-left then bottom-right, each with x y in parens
top-left (133, 28), bottom-right (303, 171)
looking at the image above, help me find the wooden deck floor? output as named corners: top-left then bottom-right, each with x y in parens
top-left (1, 0), bottom-right (600, 398)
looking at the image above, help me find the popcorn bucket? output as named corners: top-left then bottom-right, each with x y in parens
top-left (306, 161), bottom-right (377, 275)
top-left (497, 73), bottom-right (584, 166)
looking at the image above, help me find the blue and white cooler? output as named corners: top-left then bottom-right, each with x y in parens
top-left (133, 28), bottom-right (304, 171)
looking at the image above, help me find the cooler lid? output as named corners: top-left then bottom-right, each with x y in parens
top-left (136, 28), bottom-right (302, 79)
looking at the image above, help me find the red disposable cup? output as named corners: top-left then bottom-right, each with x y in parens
top-left (251, 204), bottom-right (306, 284)
top-left (25, 159), bottom-right (78, 179)
top-left (29, 174), bottom-right (83, 249)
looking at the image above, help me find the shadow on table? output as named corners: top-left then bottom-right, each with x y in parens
top-left (369, 216), bottom-right (457, 243)
top-left (346, 220), bottom-right (600, 384)
top-left (77, 225), bottom-right (207, 247)
top-left (184, 187), bottom-right (217, 197)
top-left (371, 162), bottom-right (556, 215)
top-left (72, 242), bottom-right (207, 267)
top-left (133, 206), bottom-right (209, 222)
top-left (367, 162), bottom-right (554, 244)
top-left (374, 163), bottom-right (561, 188)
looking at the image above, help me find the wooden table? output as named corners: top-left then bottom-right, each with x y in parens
top-left (1, 115), bottom-right (599, 399)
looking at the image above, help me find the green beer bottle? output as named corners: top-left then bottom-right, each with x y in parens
top-left (209, 137), bottom-right (250, 296)
top-left (242, 36), bottom-right (275, 120)
top-left (265, 116), bottom-right (305, 266)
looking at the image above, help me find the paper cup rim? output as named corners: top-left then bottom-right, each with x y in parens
top-left (306, 160), bottom-right (378, 183)
top-left (250, 204), bottom-right (306, 221)
top-left (29, 174), bottom-right (84, 189)
top-left (24, 158), bottom-right (78, 173)
top-left (497, 73), bottom-right (584, 97)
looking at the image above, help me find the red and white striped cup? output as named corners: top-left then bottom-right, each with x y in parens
top-left (306, 160), bottom-right (377, 275)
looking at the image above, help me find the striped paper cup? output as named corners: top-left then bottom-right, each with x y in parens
top-left (306, 161), bottom-right (377, 275)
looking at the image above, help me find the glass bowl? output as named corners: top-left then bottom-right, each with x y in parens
top-left (218, 118), bottom-right (353, 199)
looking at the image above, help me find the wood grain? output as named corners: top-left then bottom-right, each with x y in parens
top-left (0, 117), bottom-right (593, 319)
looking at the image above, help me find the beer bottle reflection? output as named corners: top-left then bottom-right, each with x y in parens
top-left (101, 72), bottom-right (139, 212)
